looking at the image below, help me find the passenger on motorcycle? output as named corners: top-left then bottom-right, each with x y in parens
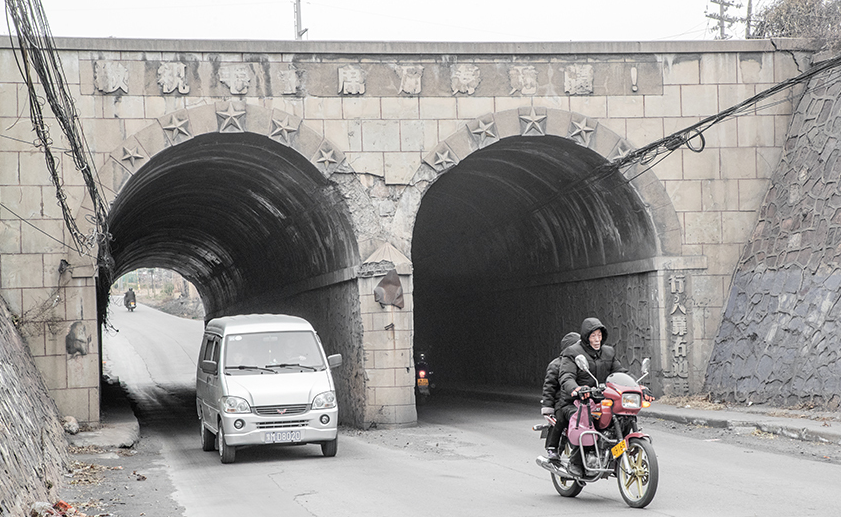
top-left (543, 317), bottom-right (627, 476)
top-left (540, 332), bottom-right (580, 456)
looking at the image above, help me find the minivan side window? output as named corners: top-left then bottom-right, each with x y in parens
top-left (202, 336), bottom-right (215, 361)
top-left (211, 337), bottom-right (221, 363)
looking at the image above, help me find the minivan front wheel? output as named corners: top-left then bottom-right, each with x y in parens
top-left (321, 438), bottom-right (338, 457)
top-left (218, 424), bottom-right (236, 464)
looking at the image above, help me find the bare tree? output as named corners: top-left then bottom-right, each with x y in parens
top-left (751, 0), bottom-right (841, 50)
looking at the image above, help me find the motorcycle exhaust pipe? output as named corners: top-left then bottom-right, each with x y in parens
top-left (535, 456), bottom-right (572, 478)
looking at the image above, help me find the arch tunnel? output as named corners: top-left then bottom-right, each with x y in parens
top-left (411, 135), bottom-right (661, 389)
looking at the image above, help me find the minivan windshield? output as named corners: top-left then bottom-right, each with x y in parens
top-left (224, 331), bottom-right (325, 374)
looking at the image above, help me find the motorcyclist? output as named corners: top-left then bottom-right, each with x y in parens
top-left (124, 287), bottom-right (136, 309)
top-left (540, 331), bottom-right (581, 460)
top-left (556, 317), bottom-right (627, 476)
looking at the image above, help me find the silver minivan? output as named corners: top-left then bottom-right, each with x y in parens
top-left (196, 314), bottom-right (342, 463)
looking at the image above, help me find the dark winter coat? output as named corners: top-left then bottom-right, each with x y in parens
top-left (556, 317), bottom-right (627, 408)
top-left (541, 332), bottom-right (581, 410)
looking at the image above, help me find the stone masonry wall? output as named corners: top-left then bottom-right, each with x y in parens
top-left (0, 300), bottom-right (69, 516)
top-left (705, 63), bottom-right (841, 409)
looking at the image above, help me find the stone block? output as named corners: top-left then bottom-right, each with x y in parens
top-left (100, 95), bottom-right (146, 119)
top-left (702, 179), bottom-right (739, 211)
top-left (67, 352), bottom-right (99, 389)
top-left (21, 219), bottom-right (65, 254)
top-left (643, 85), bottom-right (681, 118)
top-left (701, 53), bottom-right (737, 84)
top-left (18, 151), bottom-right (52, 187)
top-left (756, 147), bottom-right (782, 179)
top-left (304, 97), bottom-right (343, 119)
top-left (346, 152), bottom-right (384, 177)
top-left (663, 55), bottom-right (700, 85)
top-left (702, 117), bottom-right (738, 147)
top-left (269, 97), bottom-right (304, 118)
top-left (1, 186), bottom-right (41, 221)
top-left (370, 386), bottom-right (414, 406)
top-left (718, 84), bottom-right (755, 113)
top-left (343, 97), bottom-right (381, 119)
top-left (366, 367), bottom-right (396, 387)
top-left (384, 152), bottom-right (421, 185)
top-left (324, 120), bottom-right (355, 152)
top-left (382, 97), bottom-right (419, 119)
top-left (0, 83), bottom-right (17, 117)
top-left (738, 178), bottom-right (770, 210)
top-left (373, 349), bottom-right (412, 369)
top-left (569, 96), bottom-right (607, 118)
top-left (738, 53), bottom-right (774, 84)
top-left (702, 243), bottom-right (742, 275)
top-left (722, 211), bottom-right (758, 244)
top-left (681, 84), bottom-right (718, 117)
top-left (34, 355), bottom-right (67, 390)
top-left (0, 220), bottom-right (21, 253)
top-left (598, 118), bottom-right (625, 139)
top-left (494, 96), bottom-right (532, 112)
top-left (1, 254), bottom-right (43, 287)
top-left (400, 120), bottom-right (437, 153)
top-left (63, 287), bottom-right (96, 322)
top-left (665, 179), bottom-right (702, 212)
top-left (438, 120), bottom-right (465, 140)
top-left (362, 120), bottom-right (401, 152)
top-left (420, 97), bottom-right (457, 119)
top-left (0, 151), bottom-right (18, 186)
top-left (691, 273), bottom-right (724, 308)
top-left (683, 148), bottom-right (719, 180)
top-left (532, 96), bottom-right (570, 111)
top-left (684, 211), bottom-right (721, 244)
top-left (607, 96), bottom-right (644, 118)
top-left (650, 152), bottom-right (683, 181)
top-left (50, 388), bottom-right (92, 423)
top-left (625, 118), bottom-right (663, 148)
top-left (80, 118), bottom-right (125, 153)
top-left (720, 147), bottom-right (757, 179)
top-left (456, 97), bottom-right (494, 120)
top-left (738, 115), bottom-right (776, 147)
top-left (371, 308), bottom-right (412, 332)
top-left (0, 288), bottom-right (22, 313)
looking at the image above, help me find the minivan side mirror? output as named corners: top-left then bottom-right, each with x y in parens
top-left (200, 360), bottom-right (218, 375)
top-left (327, 354), bottom-right (343, 369)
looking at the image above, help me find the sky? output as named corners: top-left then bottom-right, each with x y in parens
top-left (4, 0), bottom-right (760, 43)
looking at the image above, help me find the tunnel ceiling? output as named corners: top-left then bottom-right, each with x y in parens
top-left (412, 136), bottom-right (658, 289)
top-left (103, 132), bottom-right (357, 317)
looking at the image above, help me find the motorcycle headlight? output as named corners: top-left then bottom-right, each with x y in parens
top-left (621, 393), bottom-right (641, 409)
top-left (221, 396), bottom-right (251, 414)
top-left (312, 391), bottom-right (337, 410)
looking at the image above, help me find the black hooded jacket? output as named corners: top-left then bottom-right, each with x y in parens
top-left (541, 332), bottom-right (581, 410)
top-left (556, 318), bottom-right (627, 408)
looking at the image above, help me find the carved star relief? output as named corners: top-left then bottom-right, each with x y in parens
top-left (162, 114), bottom-right (190, 141)
top-left (316, 148), bottom-right (338, 166)
top-left (611, 143), bottom-right (632, 161)
top-left (121, 146), bottom-right (144, 168)
top-left (569, 117), bottom-right (596, 147)
top-left (520, 107), bottom-right (547, 135)
top-left (433, 150), bottom-right (456, 170)
top-left (216, 103), bottom-right (246, 132)
top-left (270, 116), bottom-right (298, 144)
top-left (471, 120), bottom-right (496, 144)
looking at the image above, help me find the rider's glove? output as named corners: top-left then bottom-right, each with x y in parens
top-left (541, 406), bottom-right (556, 425)
top-left (572, 386), bottom-right (590, 400)
top-left (641, 385), bottom-right (654, 402)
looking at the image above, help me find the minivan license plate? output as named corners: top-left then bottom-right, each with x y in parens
top-left (264, 430), bottom-right (302, 443)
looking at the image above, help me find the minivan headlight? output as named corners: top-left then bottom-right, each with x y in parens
top-left (312, 391), bottom-right (336, 410)
top-left (221, 396), bottom-right (251, 414)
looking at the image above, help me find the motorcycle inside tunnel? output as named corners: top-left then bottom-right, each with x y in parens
top-left (411, 135), bottom-right (663, 395)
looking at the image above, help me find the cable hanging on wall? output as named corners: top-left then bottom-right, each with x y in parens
top-left (4, 0), bottom-right (112, 269)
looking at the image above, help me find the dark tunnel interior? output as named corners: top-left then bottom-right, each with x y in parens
top-left (411, 136), bottom-right (660, 388)
top-left (101, 132), bottom-right (358, 321)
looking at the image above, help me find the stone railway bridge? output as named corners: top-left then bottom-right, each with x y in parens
top-left (0, 38), bottom-right (814, 427)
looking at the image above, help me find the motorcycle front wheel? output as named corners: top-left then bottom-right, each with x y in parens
top-left (616, 437), bottom-right (658, 508)
top-left (551, 442), bottom-right (584, 497)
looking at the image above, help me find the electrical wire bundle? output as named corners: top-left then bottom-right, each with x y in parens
top-left (4, 0), bottom-right (111, 264)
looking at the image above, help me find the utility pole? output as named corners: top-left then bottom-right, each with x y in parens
top-left (294, 0), bottom-right (308, 40)
top-left (706, 0), bottom-right (744, 40)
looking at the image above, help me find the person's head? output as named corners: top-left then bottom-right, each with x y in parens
top-left (128, 287), bottom-right (133, 291)
top-left (580, 317), bottom-right (608, 352)
top-left (555, 332), bottom-right (581, 356)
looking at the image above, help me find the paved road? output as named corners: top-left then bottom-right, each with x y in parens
top-left (104, 303), bottom-right (841, 516)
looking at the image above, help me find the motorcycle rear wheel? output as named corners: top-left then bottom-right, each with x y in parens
top-left (616, 437), bottom-right (658, 508)
top-left (551, 442), bottom-right (584, 497)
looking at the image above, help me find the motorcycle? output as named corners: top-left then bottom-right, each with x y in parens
top-left (415, 354), bottom-right (434, 404)
top-left (125, 298), bottom-right (136, 312)
top-left (534, 356), bottom-right (658, 508)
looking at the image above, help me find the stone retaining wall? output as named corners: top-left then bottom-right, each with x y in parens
top-left (0, 300), bottom-right (69, 516)
top-left (705, 62), bottom-right (841, 408)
